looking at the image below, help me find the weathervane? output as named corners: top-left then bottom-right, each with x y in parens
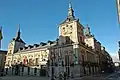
top-left (69, 0), bottom-right (72, 8)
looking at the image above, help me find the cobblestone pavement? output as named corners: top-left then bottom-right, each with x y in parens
top-left (69, 73), bottom-right (113, 80)
top-left (0, 76), bottom-right (107, 80)
top-left (0, 76), bottom-right (49, 80)
top-left (0, 73), bottom-right (116, 80)
top-left (0, 76), bottom-right (108, 80)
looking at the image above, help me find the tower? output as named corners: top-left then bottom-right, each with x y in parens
top-left (14, 24), bottom-right (25, 52)
top-left (59, 2), bottom-right (84, 44)
top-left (59, 2), bottom-right (85, 66)
top-left (84, 24), bottom-right (95, 49)
top-left (85, 24), bottom-right (92, 37)
top-left (7, 24), bottom-right (25, 54)
top-left (6, 24), bottom-right (25, 67)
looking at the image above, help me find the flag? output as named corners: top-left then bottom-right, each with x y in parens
top-left (0, 27), bottom-right (3, 40)
top-left (117, 0), bottom-right (120, 24)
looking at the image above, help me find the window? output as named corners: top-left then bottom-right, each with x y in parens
top-left (66, 36), bottom-right (70, 44)
top-left (29, 59), bottom-right (33, 66)
top-left (14, 60), bottom-right (16, 64)
top-left (35, 58), bottom-right (39, 65)
top-left (70, 25), bottom-right (73, 30)
top-left (66, 25), bottom-right (68, 27)
top-left (82, 55), bottom-right (84, 61)
top-left (9, 50), bottom-right (12, 53)
top-left (80, 36), bottom-right (82, 41)
top-left (62, 27), bottom-right (65, 32)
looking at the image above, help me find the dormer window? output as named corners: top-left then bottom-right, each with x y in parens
top-left (34, 44), bottom-right (39, 48)
top-left (70, 25), bottom-right (73, 30)
top-left (66, 25), bottom-right (68, 27)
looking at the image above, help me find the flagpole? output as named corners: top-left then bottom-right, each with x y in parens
top-left (0, 26), bottom-right (2, 50)
top-left (0, 39), bottom-right (1, 50)
top-left (116, 0), bottom-right (120, 61)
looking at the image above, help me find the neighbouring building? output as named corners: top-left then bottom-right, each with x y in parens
top-left (5, 2), bottom-right (113, 77)
top-left (100, 47), bottom-right (114, 73)
top-left (0, 50), bottom-right (7, 70)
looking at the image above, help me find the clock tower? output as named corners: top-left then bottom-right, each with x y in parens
top-left (59, 2), bottom-right (85, 65)
top-left (59, 2), bottom-right (84, 44)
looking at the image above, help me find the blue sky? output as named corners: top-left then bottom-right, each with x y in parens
top-left (0, 0), bottom-right (119, 55)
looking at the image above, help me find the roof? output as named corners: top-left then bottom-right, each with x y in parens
top-left (11, 38), bottom-right (25, 44)
top-left (0, 50), bottom-right (7, 54)
top-left (18, 40), bottom-right (57, 52)
top-left (60, 17), bottom-right (77, 25)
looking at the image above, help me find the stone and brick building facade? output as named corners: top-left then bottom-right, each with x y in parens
top-left (5, 2), bottom-right (113, 77)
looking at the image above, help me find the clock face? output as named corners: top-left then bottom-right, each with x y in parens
top-left (69, 25), bottom-right (73, 30)
top-left (62, 27), bottom-right (65, 32)
top-left (62, 25), bottom-right (73, 35)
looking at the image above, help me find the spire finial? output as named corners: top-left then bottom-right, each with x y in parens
top-left (18, 24), bottom-right (20, 32)
top-left (68, 0), bottom-right (75, 20)
top-left (85, 24), bottom-right (91, 37)
top-left (69, 0), bottom-right (72, 8)
top-left (86, 24), bottom-right (90, 29)
top-left (16, 24), bottom-right (21, 39)
top-left (86, 24), bottom-right (89, 27)
top-left (86, 24), bottom-right (89, 30)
